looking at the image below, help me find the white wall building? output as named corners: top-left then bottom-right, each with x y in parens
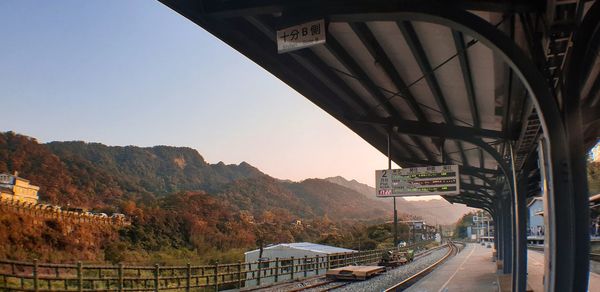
top-left (527, 197), bottom-right (545, 242)
top-left (244, 242), bottom-right (355, 287)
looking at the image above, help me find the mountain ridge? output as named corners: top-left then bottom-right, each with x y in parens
top-left (2, 132), bottom-right (393, 221)
top-left (324, 176), bottom-right (472, 223)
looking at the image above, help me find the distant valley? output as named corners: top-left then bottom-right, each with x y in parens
top-left (324, 176), bottom-right (472, 224)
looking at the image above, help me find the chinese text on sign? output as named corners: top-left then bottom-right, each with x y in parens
top-left (375, 165), bottom-right (460, 197)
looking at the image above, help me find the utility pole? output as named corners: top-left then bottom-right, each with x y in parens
top-left (388, 129), bottom-right (398, 247)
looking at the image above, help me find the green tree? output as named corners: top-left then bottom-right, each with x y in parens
top-left (454, 212), bottom-right (476, 239)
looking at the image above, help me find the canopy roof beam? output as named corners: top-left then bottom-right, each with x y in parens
top-left (398, 20), bottom-right (471, 167)
top-left (354, 116), bottom-right (504, 139)
top-left (348, 22), bottom-right (443, 162)
top-left (324, 34), bottom-right (437, 162)
top-left (198, 0), bottom-right (544, 19)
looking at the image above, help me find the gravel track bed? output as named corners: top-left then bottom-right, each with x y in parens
top-left (329, 247), bottom-right (450, 292)
top-left (259, 277), bottom-right (331, 292)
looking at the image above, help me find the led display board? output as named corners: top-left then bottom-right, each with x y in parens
top-left (375, 165), bottom-right (460, 197)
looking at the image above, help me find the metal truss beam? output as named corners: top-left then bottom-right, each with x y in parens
top-left (354, 116), bottom-right (504, 139)
top-left (461, 183), bottom-right (494, 192)
top-left (197, 0), bottom-right (543, 18)
top-left (349, 22), bottom-right (428, 122)
top-left (324, 34), bottom-right (437, 162)
top-left (396, 20), bottom-right (471, 168)
top-left (356, 115), bottom-right (511, 181)
top-left (345, 22), bottom-right (438, 162)
top-left (398, 21), bottom-right (453, 124)
top-left (453, 30), bottom-right (480, 128)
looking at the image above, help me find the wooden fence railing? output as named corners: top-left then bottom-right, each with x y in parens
top-left (0, 242), bottom-right (433, 291)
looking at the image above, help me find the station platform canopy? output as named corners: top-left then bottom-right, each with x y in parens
top-left (158, 1), bottom-right (600, 291)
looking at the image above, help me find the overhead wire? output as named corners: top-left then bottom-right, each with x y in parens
top-left (328, 16), bottom-right (508, 127)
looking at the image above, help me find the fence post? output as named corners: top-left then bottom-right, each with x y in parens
top-left (214, 261), bottom-right (219, 292)
top-left (186, 263), bottom-right (191, 292)
top-left (290, 257), bottom-right (294, 280)
top-left (154, 264), bottom-right (159, 292)
top-left (77, 262), bottom-right (83, 292)
top-left (327, 255), bottom-right (331, 270)
top-left (303, 256), bottom-right (307, 277)
top-left (33, 259), bottom-right (39, 292)
top-left (237, 261), bottom-right (242, 289)
top-left (315, 256), bottom-right (319, 275)
top-left (256, 259), bottom-right (261, 287)
top-left (118, 263), bottom-right (124, 292)
top-left (274, 258), bottom-right (279, 283)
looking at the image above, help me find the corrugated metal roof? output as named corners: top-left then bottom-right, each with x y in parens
top-left (245, 242), bottom-right (356, 255)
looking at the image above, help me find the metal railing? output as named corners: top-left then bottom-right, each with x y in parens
top-left (0, 241), bottom-right (434, 291)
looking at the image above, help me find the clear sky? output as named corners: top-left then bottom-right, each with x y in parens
top-left (0, 1), bottom-right (415, 192)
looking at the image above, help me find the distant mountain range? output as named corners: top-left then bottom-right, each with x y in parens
top-left (0, 131), bottom-right (474, 263)
top-left (324, 176), bottom-right (472, 223)
top-left (0, 131), bottom-right (469, 223)
top-left (1, 132), bottom-right (391, 221)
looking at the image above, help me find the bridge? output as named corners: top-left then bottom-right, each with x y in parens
top-left (157, 1), bottom-right (600, 291)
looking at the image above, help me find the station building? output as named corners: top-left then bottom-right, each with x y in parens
top-left (0, 172), bottom-right (40, 204)
top-left (527, 197), bottom-right (545, 244)
top-left (244, 242), bottom-right (355, 287)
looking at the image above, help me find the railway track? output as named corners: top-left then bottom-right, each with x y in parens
top-left (383, 241), bottom-right (459, 292)
top-left (289, 279), bottom-right (351, 292)
top-left (284, 242), bottom-right (458, 292)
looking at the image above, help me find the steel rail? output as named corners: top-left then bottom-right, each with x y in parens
top-left (285, 243), bottom-right (448, 292)
top-left (384, 242), bottom-right (457, 292)
top-left (287, 279), bottom-right (351, 292)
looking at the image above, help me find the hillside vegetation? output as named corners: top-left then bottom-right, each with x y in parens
top-left (0, 131), bottom-right (397, 264)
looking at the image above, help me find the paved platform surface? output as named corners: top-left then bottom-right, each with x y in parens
top-left (405, 243), bottom-right (497, 292)
top-left (527, 249), bottom-right (600, 292)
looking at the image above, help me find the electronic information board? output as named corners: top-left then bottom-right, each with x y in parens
top-left (375, 165), bottom-right (460, 197)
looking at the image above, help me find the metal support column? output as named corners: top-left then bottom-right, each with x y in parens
top-left (510, 143), bottom-right (528, 292)
top-left (496, 202), bottom-right (503, 263)
top-left (493, 211), bottom-right (499, 260)
top-left (538, 138), bottom-right (556, 291)
top-left (562, 2), bottom-right (598, 291)
top-left (503, 190), bottom-right (513, 274)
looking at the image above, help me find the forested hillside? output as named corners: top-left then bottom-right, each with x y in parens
top-left (0, 131), bottom-right (394, 263)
